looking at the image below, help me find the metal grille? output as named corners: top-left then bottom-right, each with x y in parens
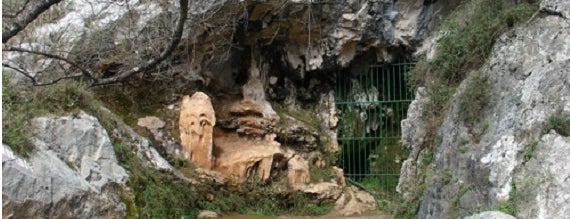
top-left (336, 62), bottom-right (414, 196)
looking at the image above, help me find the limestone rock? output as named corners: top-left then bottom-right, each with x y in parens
top-left (2, 112), bottom-right (128, 218)
top-left (197, 210), bottom-right (219, 218)
top-left (179, 92), bottom-right (216, 169)
top-left (334, 186), bottom-right (377, 216)
top-left (137, 116), bottom-right (166, 131)
top-left (278, 115), bottom-right (319, 152)
top-left (213, 130), bottom-right (283, 181)
top-left (317, 91), bottom-right (340, 153)
top-left (464, 211), bottom-right (516, 219)
top-left (300, 182), bottom-right (343, 202)
top-left (287, 154), bottom-right (310, 188)
top-left (332, 166), bottom-right (347, 187)
top-left (407, 9), bottom-right (570, 219)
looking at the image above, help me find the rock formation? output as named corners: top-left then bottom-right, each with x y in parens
top-left (179, 92), bottom-right (216, 169)
top-left (2, 112), bottom-right (128, 218)
top-left (398, 2), bottom-right (570, 218)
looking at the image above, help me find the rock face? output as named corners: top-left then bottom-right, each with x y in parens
top-left (213, 130), bottom-right (283, 181)
top-left (179, 92), bottom-right (216, 169)
top-left (398, 3), bottom-right (570, 219)
top-left (2, 112), bottom-right (128, 219)
top-left (464, 211), bottom-right (516, 219)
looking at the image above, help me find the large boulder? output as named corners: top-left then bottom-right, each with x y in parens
top-left (2, 112), bottom-right (128, 218)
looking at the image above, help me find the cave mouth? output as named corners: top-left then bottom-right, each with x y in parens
top-left (335, 59), bottom-right (415, 195)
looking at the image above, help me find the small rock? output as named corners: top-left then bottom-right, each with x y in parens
top-left (197, 210), bottom-right (219, 218)
top-left (137, 116), bottom-right (166, 130)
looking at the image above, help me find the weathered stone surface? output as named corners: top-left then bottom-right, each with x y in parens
top-left (515, 133), bottom-right (570, 219)
top-left (402, 8), bottom-right (570, 219)
top-left (137, 116), bottom-right (166, 130)
top-left (334, 186), bottom-right (377, 216)
top-left (287, 154), bottom-right (310, 188)
top-left (179, 92), bottom-right (216, 169)
top-left (301, 182), bottom-right (343, 202)
top-left (2, 112), bottom-right (127, 218)
top-left (278, 115), bottom-right (319, 152)
top-left (213, 130), bottom-right (283, 181)
top-left (317, 91), bottom-right (340, 153)
top-left (540, 0), bottom-right (570, 18)
top-left (464, 211), bottom-right (516, 219)
top-left (197, 210), bottom-right (219, 218)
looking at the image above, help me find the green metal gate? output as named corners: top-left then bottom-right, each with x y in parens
top-left (336, 62), bottom-right (414, 196)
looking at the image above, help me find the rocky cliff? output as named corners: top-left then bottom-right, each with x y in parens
top-left (3, 0), bottom-right (568, 218)
top-left (398, 1), bottom-right (570, 218)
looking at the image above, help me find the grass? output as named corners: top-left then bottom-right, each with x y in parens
top-left (547, 113), bottom-right (570, 136)
top-left (523, 141), bottom-right (538, 163)
top-left (2, 74), bottom-right (100, 157)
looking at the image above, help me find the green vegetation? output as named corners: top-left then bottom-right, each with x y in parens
top-left (2, 74), bottom-right (102, 157)
top-left (495, 181), bottom-right (518, 216)
top-left (547, 113), bottom-right (570, 136)
top-left (459, 74), bottom-right (490, 128)
top-left (523, 141), bottom-right (538, 162)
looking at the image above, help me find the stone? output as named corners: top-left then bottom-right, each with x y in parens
top-left (334, 186), bottom-right (377, 216)
top-left (213, 129), bottom-right (283, 181)
top-left (464, 211), bottom-right (516, 219)
top-left (278, 115), bottom-right (319, 152)
top-left (317, 91), bottom-right (340, 153)
top-left (407, 8), bottom-right (570, 219)
top-left (197, 210), bottom-right (219, 218)
top-left (179, 92), bottom-right (216, 169)
top-left (287, 154), bottom-right (310, 188)
top-left (332, 166), bottom-right (347, 187)
top-left (2, 112), bottom-right (128, 218)
top-left (300, 182), bottom-right (343, 202)
top-left (137, 116), bottom-right (166, 130)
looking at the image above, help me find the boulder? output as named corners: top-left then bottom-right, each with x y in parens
top-left (179, 92), bottom-right (216, 169)
top-left (2, 112), bottom-right (128, 218)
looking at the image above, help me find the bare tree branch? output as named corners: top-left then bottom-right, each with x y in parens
top-left (3, 46), bottom-right (96, 82)
top-left (2, 0), bottom-right (64, 43)
top-left (2, 62), bottom-right (82, 86)
top-left (92, 0), bottom-right (190, 86)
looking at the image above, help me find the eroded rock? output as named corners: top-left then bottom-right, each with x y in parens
top-left (334, 186), bottom-right (377, 216)
top-left (287, 154), bottom-right (310, 188)
top-left (179, 92), bottom-right (216, 169)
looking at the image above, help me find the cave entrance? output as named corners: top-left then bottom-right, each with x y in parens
top-left (335, 61), bottom-right (414, 196)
